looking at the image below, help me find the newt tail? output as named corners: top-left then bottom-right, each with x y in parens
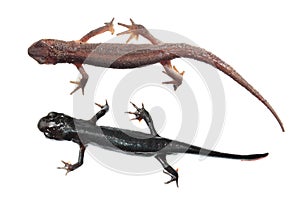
top-left (169, 44), bottom-right (285, 132)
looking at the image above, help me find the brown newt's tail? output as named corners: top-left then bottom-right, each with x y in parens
top-left (172, 43), bottom-right (284, 132)
top-left (116, 19), bottom-right (284, 131)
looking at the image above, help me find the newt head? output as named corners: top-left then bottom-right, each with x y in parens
top-left (28, 39), bottom-right (62, 65)
top-left (38, 112), bottom-right (75, 141)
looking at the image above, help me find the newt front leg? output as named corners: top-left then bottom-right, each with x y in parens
top-left (58, 143), bottom-right (86, 175)
top-left (57, 100), bottom-right (109, 174)
top-left (70, 18), bottom-right (115, 95)
top-left (70, 63), bottom-right (89, 95)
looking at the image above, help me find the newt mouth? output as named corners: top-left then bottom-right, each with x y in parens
top-left (43, 131), bottom-right (51, 138)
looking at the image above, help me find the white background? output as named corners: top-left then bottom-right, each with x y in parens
top-left (1, 0), bottom-right (299, 200)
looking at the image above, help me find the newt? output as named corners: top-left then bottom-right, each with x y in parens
top-left (37, 100), bottom-right (269, 187)
top-left (28, 18), bottom-right (284, 132)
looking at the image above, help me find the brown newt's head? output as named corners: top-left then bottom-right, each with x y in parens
top-left (28, 39), bottom-right (66, 65)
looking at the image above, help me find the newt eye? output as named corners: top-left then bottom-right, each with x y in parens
top-left (38, 56), bottom-right (46, 64)
top-left (48, 112), bottom-right (57, 117)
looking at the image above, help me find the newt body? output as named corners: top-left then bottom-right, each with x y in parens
top-left (37, 101), bottom-right (268, 186)
top-left (29, 18), bottom-right (284, 132)
top-left (29, 40), bottom-right (182, 68)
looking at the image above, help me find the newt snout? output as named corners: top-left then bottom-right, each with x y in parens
top-left (28, 40), bottom-right (47, 64)
top-left (37, 117), bottom-right (48, 132)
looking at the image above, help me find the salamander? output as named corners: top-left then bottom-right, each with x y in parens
top-left (29, 18), bottom-right (284, 132)
top-left (37, 100), bottom-right (268, 187)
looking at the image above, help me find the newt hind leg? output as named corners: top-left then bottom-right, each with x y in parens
top-left (126, 102), bottom-right (160, 137)
top-left (155, 154), bottom-right (179, 187)
top-left (117, 19), bottom-right (184, 91)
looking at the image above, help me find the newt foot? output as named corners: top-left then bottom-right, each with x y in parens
top-left (70, 75), bottom-right (88, 95)
top-left (57, 160), bottom-right (74, 175)
top-left (117, 18), bottom-right (148, 43)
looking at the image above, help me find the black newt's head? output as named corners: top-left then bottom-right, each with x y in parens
top-left (38, 112), bottom-right (76, 141)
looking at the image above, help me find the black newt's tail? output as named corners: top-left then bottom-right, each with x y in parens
top-left (186, 145), bottom-right (268, 160)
